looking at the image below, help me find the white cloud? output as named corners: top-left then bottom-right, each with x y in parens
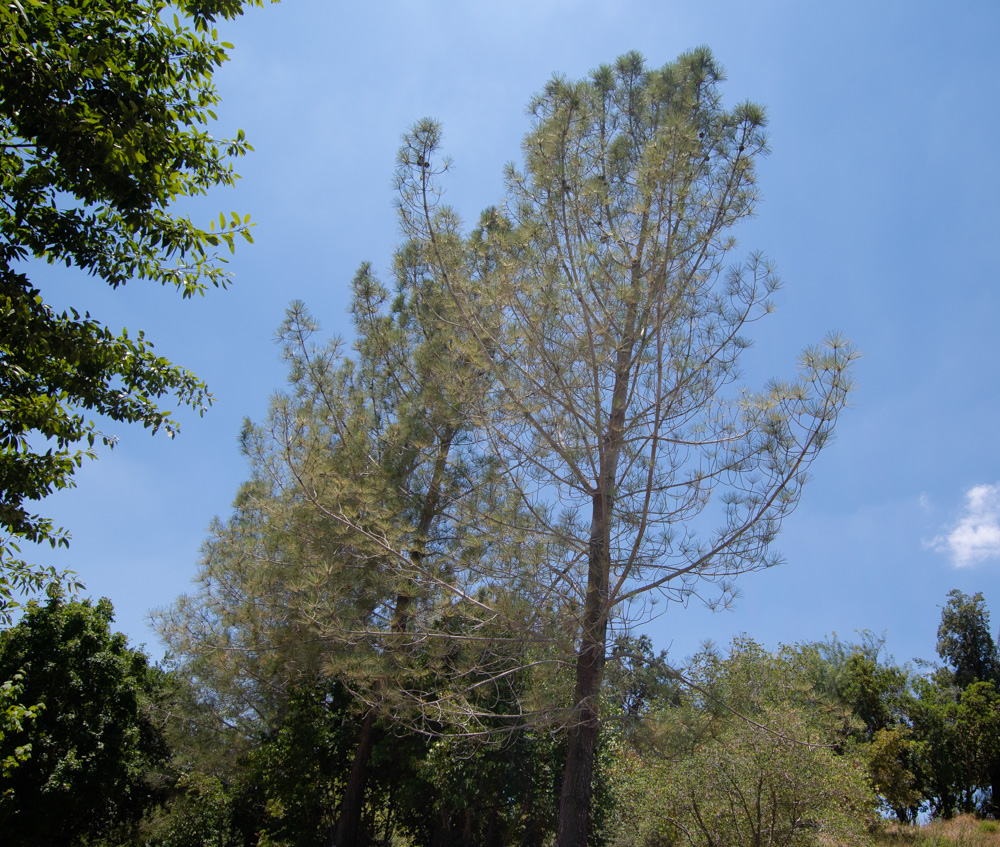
top-left (926, 483), bottom-right (1000, 568)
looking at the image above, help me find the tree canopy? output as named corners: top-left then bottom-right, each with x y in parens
top-left (393, 49), bottom-right (857, 846)
top-left (0, 0), bottom-right (276, 618)
top-left (0, 595), bottom-right (167, 846)
top-left (158, 49), bottom-right (857, 847)
top-left (936, 589), bottom-right (1000, 690)
top-left (618, 639), bottom-right (876, 847)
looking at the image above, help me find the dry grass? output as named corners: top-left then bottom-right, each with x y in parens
top-left (875, 815), bottom-right (1000, 846)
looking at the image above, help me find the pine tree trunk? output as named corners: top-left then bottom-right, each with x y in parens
top-left (556, 487), bottom-right (614, 847)
top-left (556, 308), bottom-right (633, 847)
top-left (333, 710), bottom-right (376, 847)
top-left (556, 633), bottom-right (605, 847)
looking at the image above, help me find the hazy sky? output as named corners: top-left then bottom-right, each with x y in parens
top-left (24, 0), bottom-right (1000, 670)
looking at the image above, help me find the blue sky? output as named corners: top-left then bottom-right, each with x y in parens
top-left (24, 0), bottom-right (1000, 670)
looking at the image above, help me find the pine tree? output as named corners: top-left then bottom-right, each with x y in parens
top-left (397, 50), bottom-right (856, 846)
top-left (157, 188), bottom-right (520, 844)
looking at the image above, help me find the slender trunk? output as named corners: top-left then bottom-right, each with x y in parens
top-left (431, 810), bottom-right (452, 847)
top-left (557, 625), bottom-right (606, 847)
top-left (522, 769), bottom-right (542, 847)
top-left (989, 761), bottom-right (1000, 818)
top-left (333, 710), bottom-right (377, 847)
top-left (483, 804), bottom-right (503, 847)
top-left (556, 281), bottom-right (638, 847)
top-left (556, 490), bottom-right (612, 847)
top-left (462, 808), bottom-right (474, 847)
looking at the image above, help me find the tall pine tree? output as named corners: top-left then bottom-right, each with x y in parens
top-left (396, 50), bottom-right (856, 846)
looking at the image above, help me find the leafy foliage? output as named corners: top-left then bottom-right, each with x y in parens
top-left (0, 0), bottom-right (276, 616)
top-left (0, 669), bottom-right (41, 781)
top-left (881, 590), bottom-right (1000, 821)
top-left (796, 632), bottom-right (922, 819)
top-left (238, 679), bottom-right (361, 847)
top-left (0, 595), bottom-right (168, 846)
top-left (936, 590), bottom-right (1000, 690)
top-left (615, 639), bottom-right (876, 847)
top-left (147, 770), bottom-right (236, 847)
top-left (800, 593), bottom-right (1000, 823)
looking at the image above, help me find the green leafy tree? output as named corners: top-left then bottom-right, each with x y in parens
top-left (603, 635), bottom-right (680, 747)
top-left (135, 665), bottom-right (336, 847)
top-left (796, 633), bottom-right (921, 820)
top-left (235, 678), bottom-right (360, 847)
top-left (0, 670), bottom-right (41, 782)
top-left (909, 675), bottom-right (1000, 819)
top-left (0, 595), bottom-right (168, 846)
top-left (0, 0), bottom-right (276, 618)
top-left (936, 590), bottom-right (1000, 690)
top-left (866, 725), bottom-right (923, 823)
top-left (797, 632), bottom-right (913, 740)
top-left (905, 591), bottom-right (1000, 819)
top-left (952, 681), bottom-right (1000, 815)
top-left (397, 50), bottom-right (857, 846)
top-left (147, 771), bottom-right (236, 847)
top-left (615, 639), bottom-right (876, 847)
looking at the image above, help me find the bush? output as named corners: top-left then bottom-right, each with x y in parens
top-left (613, 639), bottom-right (877, 847)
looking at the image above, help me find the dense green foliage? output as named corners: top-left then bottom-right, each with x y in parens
top-left (8, 587), bottom-right (1000, 847)
top-left (0, 0), bottom-right (275, 617)
top-left (909, 590), bottom-right (1000, 820)
top-left (0, 596), bottom-right (167, 846)
top-left (615, 640), bottom-right (876, 847)
top-left (937, 590), bottom-right (1000, 690)
top-left (789, 591), bottom-right (1000, 824)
